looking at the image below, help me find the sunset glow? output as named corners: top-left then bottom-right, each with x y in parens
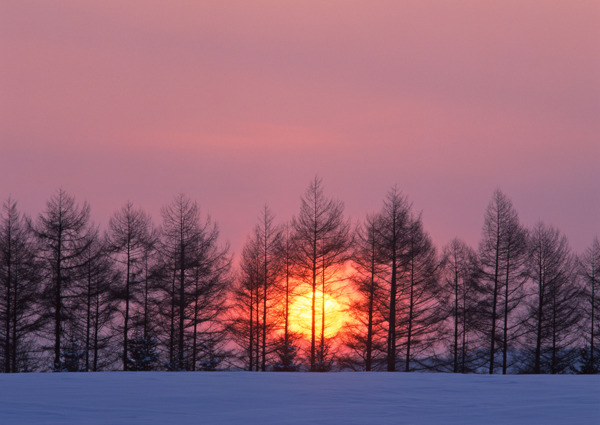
top-left (1, 1), bottom-right (597, 257)
top-left (288, 290), bottom-right (346, 341)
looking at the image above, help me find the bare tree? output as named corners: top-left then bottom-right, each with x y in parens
top-left (396, 214), bottom-right (443, 372)
top-left (256, 206), bottom-right (282, 371)
top-left (160, 194), bottom-right (231, 370)
top-left (578, 237), bottom-right (600, 372)
top-left (134, 224), bottom-right (161, 343)
top-left (342, 214), bottom-right (387, 371)
top-left (106, 202), bottom-right (153, 370)
top-left (373, 187), bottom-right (412, 372)
top-left (478, 189), bottom-right (528, 374)
top-left (0, 198), bottom-right (40, 372)
top-left (291, 177), bottom-right (350, 371)
top-left (231, 229), bottom-right (262, 370)
top-left (34, 189), bottom-right (95, 371)
top-left (441, 238), bottom-right (482, 373)
top-left (187, 211), bottom-right (231, 371)
top-left (522, 222), bottom-right (581, 374)
top-left (81, 237), bottom-right (118, 371)
top-left (161, 194), bottom-right (200, 369)
top-left (273, 224), bottom-right (301, 371)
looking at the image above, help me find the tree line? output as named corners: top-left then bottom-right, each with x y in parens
top-left (0, 180), bottom-right (598, 374)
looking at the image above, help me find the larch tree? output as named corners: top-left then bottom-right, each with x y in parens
top-left (478, 189), bottom-right (528, 374)
top-left (342, 214), bottom-right (388, 371)
top-left (273, 223), bottom-right (301, 371)
top-left (134, 223), bottom-right (161, 344)
top-left (373, 187), bottom-right (412, 372)
top-left (160, 194), bottom-right (201, 369)
top-left (0, 198), bottom-right (41, 372)
top-left (578, 237), bottom-right (600, 373)
top-left (187, 210), bottom-right (231, 371)
top-left (523, 222), bottom-right (581, 374)
top-left (441, 238), bottom-right (482, 373)
top-left (106, 202), bottom-right (153, 371)
top-left (291, 177), bottom-right (350, 371)
top-left (232, 228), bottom-right (262, 371)
top-left (34, 189), bottom-right (95, 371)
top-left (81, 237), bottom-right (118, 371)
top-left (160, 194), bottom-right (231, 370)
top-left (255, 206), bottom-right (283, 371)
top-left (396, 214), bottom-right (443, 372)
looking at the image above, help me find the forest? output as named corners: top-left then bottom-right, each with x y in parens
top-left (0, 178), bottom-right (598, 374)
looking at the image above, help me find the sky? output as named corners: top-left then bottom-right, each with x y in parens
top-left (1, 0), bottom-right (598, 257)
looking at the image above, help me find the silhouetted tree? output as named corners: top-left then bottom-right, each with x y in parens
top-left (342, 215), bottom-right (388, 371)
top-left (396, 215), bottom-right (443, 371)
top-left (256, 206), bottom-right (283, 371)
top-left (106, 202), bottom-right (153, 370)
top-left (441, 238), bottom-right (483, 373)
top-left (34, 189), bottom-right (95, 371)
top-left (373, 187), bottom-right (412, 371)
top-left (188, 216), bottom-right (231, 371)
top-left (81, 238), bottom-right (118, 371)
top-left (132, 223), bottom-right (161, 343)
top-left (291, 177), bottom-right (350, 371)
top-left (272, 334), bottom-right (300, 371)
top-left (231, 211), bottom-right (282, 372)
top-left (521, 223), bottom-right (581, 374)
top-left (127, 328), bottom-right (159, 371)
top-left (478, 190), bottom-right (528, 374)
top-left (274, 224), bottom-right (301, 370)
top-left (0, 198), bottom-right (40, 372)
top-left (160, 194), bottom-right (231, 370)
top-left (578, 237), bottom-right (600, 373)
top-left (161, 194), bottom-right (201, 369)
top-left (58, 334), bottom-right (84, 372)
top-left (230, 230), bottom-right (262, 370)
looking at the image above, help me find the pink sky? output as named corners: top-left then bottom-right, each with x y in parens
top-left (1, 1), bottom-right (598, 255)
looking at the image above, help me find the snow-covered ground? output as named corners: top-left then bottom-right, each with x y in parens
top-left (0, 372), bottom-right (598, 425)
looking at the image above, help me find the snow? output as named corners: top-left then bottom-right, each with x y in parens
top-left (0, 372), bottom-right (598, 425)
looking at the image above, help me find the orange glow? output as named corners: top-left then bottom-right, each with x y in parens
top-left (288, 289), bottom-right (345, 341)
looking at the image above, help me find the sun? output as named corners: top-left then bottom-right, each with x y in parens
top-left (288, 289), bottom-right (345, 340)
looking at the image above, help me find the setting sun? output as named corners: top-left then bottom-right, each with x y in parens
top-left (288, 290), bottom-right (346, 341)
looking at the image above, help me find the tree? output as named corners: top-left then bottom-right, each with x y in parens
top-left (230, 209), bottom-right (282, 372)
top-left (578, 237), bottom-right (600, 373)
top-left (81, 237), bottom-right (118, 371)
top-left (478, 189), bottom-right (528, 374)
top-left (396, 214), bottom-right (443, 372)
top-left (256, 206), bottom-right (283, 371)
top-left (274, 224), bottom-right (301, 371)
top-left (160, 194), bottom-right (231, 370)
top-left (230, 230), bottom-right (262, 371)
top-left (127, 328), bottom-right (159, 371)
top-left (291, 177), bottom-right (350, 371)
top-left (134, 224), bottom-right (161, 343)
top-left (441, 238), bottom-right (482, 373)
top-left (187, 215), bottom-right (231, 371)
top-left (106, 202), bottom-right (153, 371)
top-left (34, 189), bottom-right (95, 371)
top-left (0, 198), bottom-right (41, 372)
top-left (58, 334), bottom-right (85, 372)
top-left (373, 187), bottom-right (412, 372)
top-left (521, 223), bottom-right (581, 374)
top-left (342, 215), bottom-right (388, 371)
top-left (161, 194), bottom-right (201, 369)
top-left (272, 334), bottom-right (300, 372)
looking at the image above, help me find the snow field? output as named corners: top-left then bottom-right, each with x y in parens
top-left (0, 372), bottom-right (598, 425)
